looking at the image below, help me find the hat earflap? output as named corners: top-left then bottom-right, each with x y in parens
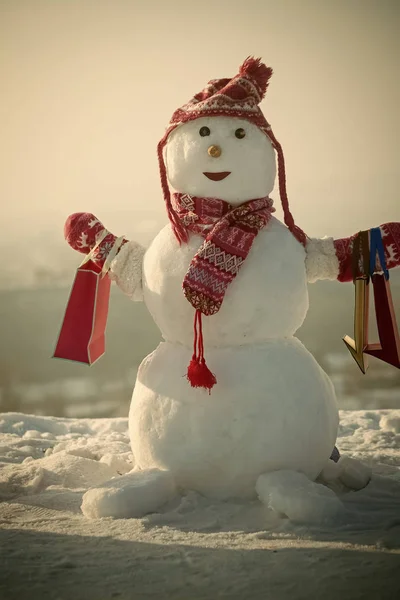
top-left (157, 132), bottom-right (188, 245)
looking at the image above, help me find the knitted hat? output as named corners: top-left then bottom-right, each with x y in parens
top-left (157, 56), bottom-right (307, 246)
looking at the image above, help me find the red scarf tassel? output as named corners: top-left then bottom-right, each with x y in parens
top-left (187, 309), bottom-right (217, 393)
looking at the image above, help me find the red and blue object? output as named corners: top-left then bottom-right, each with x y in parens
top-left (364, 228), bottom-right (400, 368)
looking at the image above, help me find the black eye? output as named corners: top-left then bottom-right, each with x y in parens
top-left (199, 126), bottom-right (211, 137)
top-left (235, 128), bottom-right (246, 139)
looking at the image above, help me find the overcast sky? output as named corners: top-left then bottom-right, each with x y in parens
top-left (1, 0), bottom-right (399, 262)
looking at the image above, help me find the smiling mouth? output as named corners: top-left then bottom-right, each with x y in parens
top-left (203, 171), bottom-right (231, 181)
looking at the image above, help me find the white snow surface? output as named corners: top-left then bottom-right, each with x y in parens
top-left (1, 410), bottom-right (400, 599)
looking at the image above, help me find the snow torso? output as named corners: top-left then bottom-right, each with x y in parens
top-left (142, 216), bottom-right (308, 347)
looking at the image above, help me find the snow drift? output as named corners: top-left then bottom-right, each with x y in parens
top-left (1, 410), bottom-right (400, 599)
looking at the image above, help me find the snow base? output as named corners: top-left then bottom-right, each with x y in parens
top-left (256, 470), bottom-right (344, 524)
top-left (1, 410), bottom-right (400, 598)
top-left (81, 468), bottom-right (177, 519)
top-left (337, 456), bottom-right (372, 490)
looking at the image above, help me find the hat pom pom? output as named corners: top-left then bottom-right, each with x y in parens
top-left (239, 57), bottom-right (273, 97)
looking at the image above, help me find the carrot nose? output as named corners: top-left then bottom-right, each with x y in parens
top-left (208, 145), bottom-right (222, 158)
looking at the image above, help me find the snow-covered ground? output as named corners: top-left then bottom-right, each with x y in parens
top-left (1, 410), bottom-right (399, 599)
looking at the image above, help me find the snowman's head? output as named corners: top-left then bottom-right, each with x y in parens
top-left (157, 57), bottom-right (306, 246)
top-left (165, 116), bottom-right (276, 204)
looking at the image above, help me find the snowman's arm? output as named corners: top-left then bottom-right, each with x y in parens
top-left (305, 222), bottom-right (400, 283)
top-left (305, 236), bottom-right (339, 283)
top-left (64, 212), bottom-right (145, 301)
top-left (108, 240), bottom-right (145, 301)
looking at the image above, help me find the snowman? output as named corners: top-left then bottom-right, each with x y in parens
top-left (64, 58), bottom-right (400, 522)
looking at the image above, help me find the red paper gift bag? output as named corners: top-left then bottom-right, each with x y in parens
top-left (53, 260), bottom-right (111, 365)
top-left (365, 273), bottom-right (400, 368)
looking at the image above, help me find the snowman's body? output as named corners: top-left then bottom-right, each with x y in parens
top-left (112, 116), bottom-right (343, 501)
top-left (78, 63), bottom-right (375, 520)
top-left (129, 217), bottom-right (338, 499)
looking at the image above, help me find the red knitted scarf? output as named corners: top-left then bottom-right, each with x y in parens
top-left (172, 192), bottom-right (275, 391)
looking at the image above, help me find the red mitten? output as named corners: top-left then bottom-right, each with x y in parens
top-left (64, 212), bottom-right (127, 269)
top-left (334, 222), bottom-right (400, 282)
